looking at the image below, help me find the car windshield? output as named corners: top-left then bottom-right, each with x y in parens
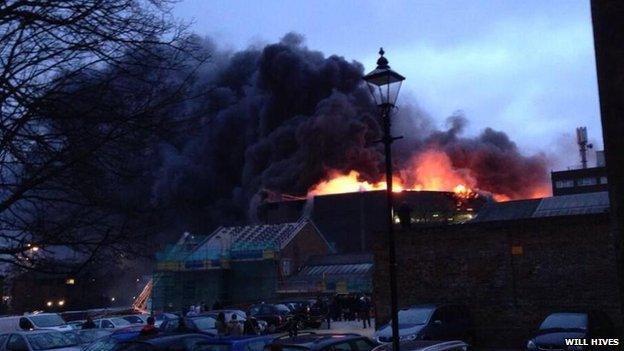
top-left (77, 330), bottom-right (111, 343)
top-left (83, 337), bottom-right (120, 351)
top-left (123, 316), bottom-right (144, 324)
top-left (26, 332), bottom-right (78, 350)
top-left (398, 307), bottom-right (434, 325)
top-left (29, 314), bottom-right (66, 328)
top-left (540, 313), bottom-right (588, 330)
top-left (111, 318), bottom-right (131, 327)
top-left (274, 304), bottom-right (291, 313)
top-left (195, 343), bottom-right (231, 351)
top-left (192, 316), bottom-right (217, 330)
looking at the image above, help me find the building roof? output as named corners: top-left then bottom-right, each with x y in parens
top-left (532, 191), bottom-right (609, 218)
top-left (185, 221), bottom-right (310, 261)
top-left (474, 191), bottom-right (609, 222)
top-left (473, 199), bottom-right (541, 222)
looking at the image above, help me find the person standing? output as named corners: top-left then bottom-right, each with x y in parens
top-left (215, 312), bottom-right (228, 336)
top-left (228, 314), bottom-right (243, 336)
top-left (140, 317), bottom-right (158, 336)
top-left (360, 296), bottom-right (371, 329)
top-left (82, 316), bottom-right (96, 329)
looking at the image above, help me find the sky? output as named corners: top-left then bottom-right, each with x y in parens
top-left (173, 0), bottom-right (602, 170)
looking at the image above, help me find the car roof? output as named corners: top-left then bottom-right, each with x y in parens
top-left (3, 330), bottom-right (63, 336)
top-left (132, 333), bottom-right (213, 345)
top-left (197, 334), bottom-right (276, 344)
top-left (271, 333), bottom-right (366, 348)
top-left (401, 303), bottom-right (464, 310)
top-left (374, 340), bottom-right (468, 351)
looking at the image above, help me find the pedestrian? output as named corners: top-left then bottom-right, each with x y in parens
top-left (315, 295), bottom-right (330, 330)
top-left (187, 305), bottom-right (197, 317)
top-left (81, 316), bottom-right (96, 329)
top-left (140, 316), bottom-right (158, 336)
top-left (216, 312), bottom-right (228, 336)
top-left (228, 314), bottom-right (243, 336)
top-left (360, 296), bottom-right (371, 329)
top-left (243, 316), bottom-right (259, 335)
top-left (203, 302), bottom-right (210, 313)
top-left (212, 299), bottom-right (223, 310)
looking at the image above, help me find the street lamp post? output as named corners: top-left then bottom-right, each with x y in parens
top-left (363, 48), bottom-right (405, 351)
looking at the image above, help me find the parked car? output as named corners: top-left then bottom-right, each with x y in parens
top-left (0, 330), bottom-right (80, 351)
top-left (266, 332), bottom-right (377, 351)
top-left (66, 321), bottom-right (84, 330)
top-left (526, 311), bottom-right (616, 351)
top-left (121, 314), bottom-right (148, 325)
top-left (93, 317), bottom-right (132, 330)
top-left (194, 334), bottom-right (279, 351)
top-left (248, 304), bottom-right (292, 332)
top-left (374, 304), bottom-right (474, 344)
top-left (0, 314), bottom-right (72, 333)
top-left (159, 314), bottom-right (218, 335)
top-left (62, 329), bottom-right (112, 345)
top-left (154, 313), bottom-right (179, 328)
top-left (110, 325), bottom-right (146, 341)
top-left (372, 340), bottom-right (469, 351)
top-left (114, 333), bottom-right (216, 351)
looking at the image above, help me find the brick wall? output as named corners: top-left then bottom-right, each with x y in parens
top-left (373, 213), bottom-right (621, 348)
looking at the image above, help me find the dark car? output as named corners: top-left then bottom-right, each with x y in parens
top-left (527, 312), bottom-right (616, 351)
top-left (249, 304), bottom-right (293, 332)
top-left (278, 300), bottom-right (326, 328)
top-left (158, 314), bottom-right (220, 336)
top-left (116, 333), bottom-right (216, 351)
top-left (194, 334), bottom-right (279, 351)
top-left (267, 333), bottom-right (377, 351)
top-left (373, 304), bottom-right (474, 344)
top-left (372, 340), bottom-right (469, 351)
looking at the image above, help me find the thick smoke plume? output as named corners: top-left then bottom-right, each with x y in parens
top-left (152, 33), bottom-right (550, 232)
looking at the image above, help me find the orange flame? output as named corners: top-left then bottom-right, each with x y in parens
top-left (308, 150), bottom-right (477, 197)
top-left (307, 148), bottom-right (550, 201)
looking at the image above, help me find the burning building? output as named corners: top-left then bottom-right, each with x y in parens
top-left (258, 189), bottom-right (486, 253)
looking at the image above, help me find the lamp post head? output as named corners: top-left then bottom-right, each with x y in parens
top-left (363, 48), bottom-right (405, 107)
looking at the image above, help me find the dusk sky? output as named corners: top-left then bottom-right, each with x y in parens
top-left (174, 0), bottom-right (602, 170)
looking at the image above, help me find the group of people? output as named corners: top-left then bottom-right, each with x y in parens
top-left (327, 294), bottom-right (373, 329)
top-left (215, 312), bottom-right (262, 336)
top-left (184, 300), bottom-right (224, 317)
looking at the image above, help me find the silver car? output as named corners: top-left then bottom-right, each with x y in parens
top-left (0, 330), bottom-right (81, 351)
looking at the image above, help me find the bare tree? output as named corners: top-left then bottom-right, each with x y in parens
top-left (0, 0), bottom-right (208, 272)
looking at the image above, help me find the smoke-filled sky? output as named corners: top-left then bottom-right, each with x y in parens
top-left (174, 0), bottom-right (602, 170)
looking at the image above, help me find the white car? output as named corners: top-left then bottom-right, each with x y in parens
top-left (92, 317), bottom-right (132, 329)
top-left (0, 313), bottom-right (72, 333)
top-left (0, 330), bottom-right (81, 351)
top-left (121, 314), bottom-right (148, 325)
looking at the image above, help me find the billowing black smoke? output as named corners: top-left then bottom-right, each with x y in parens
top-left (152, 33), bottom-right (549, 232)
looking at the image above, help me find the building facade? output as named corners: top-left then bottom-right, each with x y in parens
top-left (373, 191), bottom-right (619, 348)
top-left (152, 220), bottom-right (330, 311)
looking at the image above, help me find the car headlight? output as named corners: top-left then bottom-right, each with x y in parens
top-left (527, 340), bottom-right (537, 351)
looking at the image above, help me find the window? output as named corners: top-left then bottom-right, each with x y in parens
top-left (18, 318), bottom-right (34, 330)
top-left (600, 176), bottom-right (608, 184)
top-left (282, 259), bottom-right (292, 276)
top-left (577, 177), bottom-right (597, 186)
top-left (350, 339), bottom-right (375, 351)
top-left (245, 341), bottom-right (269, 351)
top-left (324, 341), bottom-right (352, 351)
top-left (0, 334), bottom-right (9, 347)
top-left (101, 320), bottom-right (114, 329)
top-left (7, 335), bottom-right (28, 351)
top-left (555, 180), bottom-right (574, 188)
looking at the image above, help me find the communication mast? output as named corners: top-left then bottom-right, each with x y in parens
top-left (576, 127), bottom-right (593, 169)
